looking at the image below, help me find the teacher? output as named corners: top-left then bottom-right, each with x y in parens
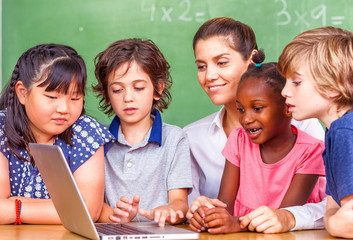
top-left (184, 17), bottom-right (325, 233)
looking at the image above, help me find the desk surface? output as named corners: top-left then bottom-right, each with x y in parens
top-left (0, 224), bottom-right (337, 240)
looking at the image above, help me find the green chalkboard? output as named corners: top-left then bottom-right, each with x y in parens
top-left (2, 0), bottom-right (353, 127)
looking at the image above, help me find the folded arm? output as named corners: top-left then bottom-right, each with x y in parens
top-left (325, 195), bottom-right (353, 238)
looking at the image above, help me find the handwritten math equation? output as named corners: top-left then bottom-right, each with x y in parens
top-left (275, 0), bottom-right (344, 26)
top-left (141, 0), bottom-right (345, 27)
top-left (141, 0), bottom-right (206, 23)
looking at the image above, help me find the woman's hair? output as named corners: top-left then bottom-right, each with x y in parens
top-left (193, 17), bottom-right (263, 61)
top-left (278, 26), bottom-right (353, 112)
top-left (239, 51), bottom-right (286, 104)
top-left (0, 43), bottom-right (87, 163)
top-left (93, 38), bottom-right (172, 116)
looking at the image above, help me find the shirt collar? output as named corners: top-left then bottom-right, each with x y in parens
top-left (209, 106), bottom-right (226, 134)
top-left (109, 109), bottom-right (162, 146)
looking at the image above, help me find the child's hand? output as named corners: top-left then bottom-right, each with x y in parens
top-left (110, 195), bottom-right (140, 223)
top-left (186, 196), bottom-right (227, 220)
top-left (203, 207), bottom-right (243, 234)
top-left (239, 206), bottom-right (295, 233)
top-left (188, 206), bottom-right (209, 232)
top-left (138, 206), bottom-right (184, 227)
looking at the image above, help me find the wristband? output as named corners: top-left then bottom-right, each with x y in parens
top-left (14, 199), bottom-right (22, 225)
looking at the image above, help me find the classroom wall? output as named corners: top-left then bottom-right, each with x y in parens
top-left (2, 0), bottom-right (353, 127)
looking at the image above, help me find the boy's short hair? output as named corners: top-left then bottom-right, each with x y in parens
top-left (93, 38), bottom-right (172, 116)
top-left (278, 26), bottom-right (353, 111)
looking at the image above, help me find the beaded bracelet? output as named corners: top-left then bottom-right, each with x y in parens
top-left (14, 199), bottom-right (22, 225)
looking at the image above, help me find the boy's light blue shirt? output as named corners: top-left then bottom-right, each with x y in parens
top-left (105, 109), bottom-right (192, 221)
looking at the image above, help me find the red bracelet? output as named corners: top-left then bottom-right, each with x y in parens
top-left (14, 199), bottom-right (22, 225)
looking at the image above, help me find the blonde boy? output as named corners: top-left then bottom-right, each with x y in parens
top-left (279, 26), bottom-right (353, 238)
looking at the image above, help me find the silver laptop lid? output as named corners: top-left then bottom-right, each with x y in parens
top-left (28, 143), bottom-right (100, 240)
top-left (29, 143), bottom-right (199, 240)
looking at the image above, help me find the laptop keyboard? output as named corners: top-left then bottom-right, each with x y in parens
top-left (95, 223), bottom-right (152, 235)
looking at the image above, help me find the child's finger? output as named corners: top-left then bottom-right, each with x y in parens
top-left (158, 213), bottom-right (167, 227)
top-left (113, 207), bottom-right (130, 218)
top-left (154, 210), bottom-right (162, 223)
top-left (132, 195), bottom-right (140, 206)
top-left (196, 205), bottom-right (209, 218)
top-left (203, 217), bottom-right (221, 228)
top-left (138, 208), bottom-right (147, 216)
top-left (202, 206), bottom-right (218, 218)
top-left (130, 196), bottom-right (140, 213)
top-left (176, 210), bottom-right (184, 220)
top-left (207, 225), bottom-right (225, 234)
top-left (119, 196), bottom-right (133, 204)
top-left (189, 211), bottom-right (204, 231)
top-left (168, 209), bottom-right (177, 223)
top-left (109, 215), bottom-right (121, 223)
top-left (189, 225), bottom-right (201, 233)
top-left (189, 216), bottom-right (205, 232)
top-left (116, 201), bottom-right (133, 211)
top-left (138, 208), bottom-right (154, 220)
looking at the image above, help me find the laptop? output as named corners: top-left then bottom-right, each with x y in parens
top-left (28, 143), bottom-right (199, 240)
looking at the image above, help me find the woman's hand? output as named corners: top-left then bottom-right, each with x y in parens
top-left (186, 196), bottom-right (227, 220)
top-left (239, 206), bottom-right (295, 233)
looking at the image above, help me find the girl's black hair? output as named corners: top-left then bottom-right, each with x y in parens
top-left (0, 44), bottom-right (87, 164)
top-left (239, 51), bottom-right (286, 102)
